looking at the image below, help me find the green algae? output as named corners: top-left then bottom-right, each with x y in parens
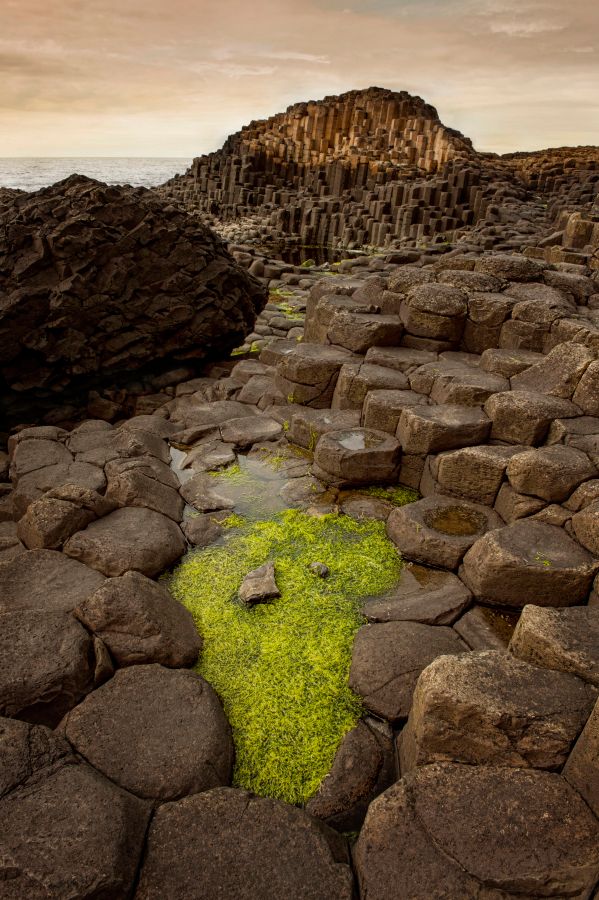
top-left (167, 509), bottom-right (402, 805)
top-left (361, 485), bottom-right (420, 506)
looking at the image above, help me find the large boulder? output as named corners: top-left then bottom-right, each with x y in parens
top-left (74, 571), bottom-right (202, 668)
top-left (349, 621), bottom-right (467, 722)
top-left (0, 176), bottom-right (266, 421)
top-left (63, 507), bottom-right (186, 577)
top-left (400, 650), bottom-right (596, 772)
top-left (461, 521), bottom-right (599, 608)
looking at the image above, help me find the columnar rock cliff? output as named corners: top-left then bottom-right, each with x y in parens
top-left (160, 88), bottom-right (599, 252)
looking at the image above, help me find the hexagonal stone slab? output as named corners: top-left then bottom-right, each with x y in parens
top-left (397, 404), bottom-right (490, 455)
top-left (349, 621), bottom-right (467, 722)
top-left (0, 609), bottom-right (96, 727)
top-left (354, 764), bottom-right (599, 900)
top-left (509, 605), bottom-right (599, 687)
top-left (0, 548), bottom-right (106, 613)
top-left (399, 650), bottom-right (596, 773)
top-left (0, 755), bottom-right (150, 899)
top-left (461, 521), bottom-right (599, 609)
top-left (61, 665), bottom-right (233, 801)
top-left (74, 571), bottom-right (202, 668)
top-left (135, 787), bottom-right (354, 900)
top-left (313, 428), bottom-right (400, 486)
top-left (387, 495), bottom-right (503, 570)
top-left (63, 507), bottom-right (186, 577)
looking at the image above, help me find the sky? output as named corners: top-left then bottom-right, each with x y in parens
top-left (1, 0), bottom-right (598, 157)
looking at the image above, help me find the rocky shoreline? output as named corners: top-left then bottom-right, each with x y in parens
top-left (1, 89), bottom-right (599, 899)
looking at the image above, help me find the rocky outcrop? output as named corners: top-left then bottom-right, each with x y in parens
top-left (0, 175), bottom-right (267, 423)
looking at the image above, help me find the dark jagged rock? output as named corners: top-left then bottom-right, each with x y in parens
top-left (0, 175), bottom-right (267, 422)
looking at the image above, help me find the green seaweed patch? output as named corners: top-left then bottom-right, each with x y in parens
top-left (361, 485), bottom-right (420, 506)
top-left (167, 510), bottom-right (402, 805)
top-left (207, 463), bottom-right (246, 483)
top-left (276, 301), bottom-right (304, 321)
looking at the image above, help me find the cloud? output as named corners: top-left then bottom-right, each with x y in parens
top-left (0, 0), bottom-right (597, 156)
top-left (489, 19), bottom-right (565, 36)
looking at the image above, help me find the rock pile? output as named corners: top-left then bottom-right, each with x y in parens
top-left (0, 175), bottom-right (267, 424)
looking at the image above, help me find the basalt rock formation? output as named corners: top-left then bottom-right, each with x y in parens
top-left (160, 87), bottom-right (599, 254)
top-left (0, 175), bottom-right (267, 423)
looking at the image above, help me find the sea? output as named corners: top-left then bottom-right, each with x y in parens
top-left (0, 158), bottom-right (191, 193)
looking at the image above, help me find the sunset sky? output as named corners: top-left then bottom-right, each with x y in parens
top-left (2, 0), bottom-right (598, 157)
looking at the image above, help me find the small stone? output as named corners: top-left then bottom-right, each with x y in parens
top-left (308, 561), bottom-right (330, 578)
top-left (239, 561), bottom-right (280, 604)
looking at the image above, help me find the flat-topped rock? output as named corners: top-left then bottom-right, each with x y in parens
top-left (0, 755), bottom-right (150, 898)
top-left (287, 407), bottom-right (361, 449)
top-left (362, 389), bottom-right (430, 434)
top-left (428, 443), bottom-right (526, 505)
top-left (135, 788), bottom-right (353, 899)
top-left (349, 621), bottom-right (467, 722)
top-left (400, 650), bottom-right (596, 772)
top-left (219, 415), bottom-right (283, 448)
top-left (63, 507), bottom-right (186, 577)
top-left (75, 571), bottom-right (202, 668)
top-left (511, 342), bottom-right (596, 399)
top-left (313, 428), bottom-right (400, 486)
top-left (354, 763), bottom-right (599, 900)
top-left (0, 548), bottom-right (106, 613)
top-left (331, 362), bottom-right (409, 411)
top-left (475, 253), bottom-right (547, 281)
top-left (509, 605), bottom-right (599, 686)
top-left (400, 283), bottom-right (467, 342)
top-left (387, 494), bottom-right (502, 570)
top-left (461, 521), bottom-right (599, 608)
top-left (61, 665), bottom-right (233, 801)
top-left (480, 346), bottom-right (545, 378)
top-left (397, 404), bottom-right (490, 454)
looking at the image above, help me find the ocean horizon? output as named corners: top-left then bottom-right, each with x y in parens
top-left (0, 157), bottom-right (191, 193)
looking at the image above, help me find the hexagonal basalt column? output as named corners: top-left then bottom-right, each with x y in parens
top-left (312, 428), bottom-right (401, 486)
top-left (386, 494), bottom-right (503, 570)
